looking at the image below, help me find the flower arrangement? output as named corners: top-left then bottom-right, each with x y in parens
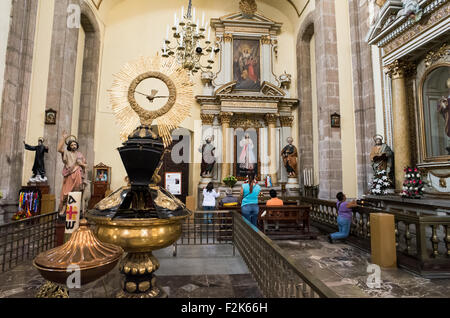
top-left (223, 175), bottom-right (238, 188)
top-left (401, 166), bottom-right (427, 199)
top-left (369, 170), bottom-right (393, 195)
top-left (11, 211), bottom-right (27, 221)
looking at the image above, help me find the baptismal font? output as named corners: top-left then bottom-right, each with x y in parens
top-left (34, 55), bottom-right (194, 298)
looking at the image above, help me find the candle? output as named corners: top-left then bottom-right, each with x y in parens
top-left (163, 42), bottom-right (167, 54)
top-left (193, 7), bottom-right (196, 21)
top-left (180, 33), bottom-right (183, 46)
top-left (181, 6), bottom-right (184, 19)
top-left (166, 24), bottom-right (169, 39)
top-left (202, 12), bottom-right (205, 27)
top-left (209, 47), bottom-right (214, 60)
top-left (174, 12), bottom-right (177, 26)
top-left (207, 27), bottom-right (211, 41)
top-left (196, 19), bottom-right (199, 33)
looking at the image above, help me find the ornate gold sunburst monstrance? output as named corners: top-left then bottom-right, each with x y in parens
top-left (109, 54), bottom-right (194, 147)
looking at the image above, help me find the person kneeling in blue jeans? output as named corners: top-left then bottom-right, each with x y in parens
top-left (328, 192), bottom-right (358, 243)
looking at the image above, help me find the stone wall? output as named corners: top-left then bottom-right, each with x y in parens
top-left (349, 0), bottom-right (377, 197)
top-left (0, 0), bottom-right (39, 220)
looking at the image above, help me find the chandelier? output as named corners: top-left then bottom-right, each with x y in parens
top-left (161, 0), bottom-right (219, 74)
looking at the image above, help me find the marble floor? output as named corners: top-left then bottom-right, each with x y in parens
top-left (277, 236), bottom-right (450, 298)
top-left (0, 245), bottom-right (262, 298)
top-left (0, 234), bottom-right (449, 298)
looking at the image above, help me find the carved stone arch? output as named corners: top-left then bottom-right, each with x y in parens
top-left (78, 2), bottom-right (101, 183)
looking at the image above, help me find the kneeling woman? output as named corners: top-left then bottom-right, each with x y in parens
top-left (240, 174), bottom-right (261, 227)
top-left (328, 192), bottom-right (358, 243)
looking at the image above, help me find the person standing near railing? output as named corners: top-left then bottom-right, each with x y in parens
top-left (240, 173), bottom-right (261, 227)
top-left (328, 192), bottom-right (358, 244)
top-left (202, 182), bottom-right (220, 225)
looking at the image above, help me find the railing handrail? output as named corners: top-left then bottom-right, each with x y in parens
top-left (0, 211), bottom-right (59, 229)
top-left (232, 210), bottom-right (339, 298)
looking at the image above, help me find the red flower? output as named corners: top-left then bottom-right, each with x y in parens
top-left (408, 168), bottom-right (412, 172)
top-left (419, 180), bottom-right (422, 184)
top-left (404, 168), bottom-right (407, 172)
top-left (414, 168), bottom-right (418, 172)
top-left (413, 180), bottom-right (416, 184)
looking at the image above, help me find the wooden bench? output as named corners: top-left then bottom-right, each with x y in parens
top-left (258, 205), bottom-right (312, 236)
top-left (218, 203), bottom-right (315, 239)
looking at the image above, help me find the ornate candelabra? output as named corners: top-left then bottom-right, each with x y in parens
top-left (161, 0), bottom-right (219, 74)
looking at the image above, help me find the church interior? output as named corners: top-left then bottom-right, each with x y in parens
top-left (0, 0), bottom-right (449, 300)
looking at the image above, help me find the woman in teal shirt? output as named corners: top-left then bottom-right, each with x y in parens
top-left (240, 174), bottom-right (261, 226)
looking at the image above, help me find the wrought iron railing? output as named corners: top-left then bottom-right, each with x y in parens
top-left (300, 197), bottom-right (450, 278)
top-left (174, 211), bottom-right (234, 256)
top-left (232, 210), bottom-right (338, 298)
top-left (0, 212), bottom-right (58, 273)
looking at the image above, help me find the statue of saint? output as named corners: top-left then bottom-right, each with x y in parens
top-left (438, 78), bottom-right (450, 154)
top-left (199, 136), bottom-right (216, 177)
top-left (57, 132), bottom-right (87, 217)
top-left (370, 135), bottom-right (394, 178)
top-left (397, 0), bottom-right (422, 20)
top-left (23, 137), bottom-right (48, 183)
top-left (281, 137), bottom-right (298, 178)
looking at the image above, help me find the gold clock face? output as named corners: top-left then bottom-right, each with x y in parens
top-left (128, 71), bottom-right (177, 123)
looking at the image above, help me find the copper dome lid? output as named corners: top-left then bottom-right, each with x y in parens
top-left (34, 219), bottom-right (123, 285)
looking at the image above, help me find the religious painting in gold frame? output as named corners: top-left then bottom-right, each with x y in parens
top-left (93, 163), bottom-right (111, 184)
top-left (233, 38), bottom-right (261, 91)
top-left (234, 128), bottom-right (260, 181)
top-left (417, 63), bottom-right (450, 163)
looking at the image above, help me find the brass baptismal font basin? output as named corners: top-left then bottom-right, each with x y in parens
top-left (87, 125), bottom-right (192, 298)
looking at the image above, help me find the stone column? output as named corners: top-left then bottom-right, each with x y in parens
top-left (386, 60), bottom-right (415, 190)
top-left (219, 112), bottom-right (233, 181)
top-left (265, 114), bottom-right (278, 186)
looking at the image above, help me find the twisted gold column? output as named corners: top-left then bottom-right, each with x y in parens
top-left (386, 60), bottom-right (415, 190)
top-left (266, 114), bottom-right (278, 186)
top-left (220, 113), bottom-right (233, 181)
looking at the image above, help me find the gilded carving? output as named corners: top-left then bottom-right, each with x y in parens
top-left (385, 59), bottom-right (416, 78)
top-left (230, 114), bottom-right (263, 129)
top-left (383, 2), bottom-right (450, 53)
top-left (239, 0), bottom-right (258, 17)
top-left (200, 113), bottom-right (215, 125)
top-left (425, 43), bottom-right (450, 68)
top-left (154, 190), bottom-right (178, 211)
top-left (219, 112), bottom-right (234, 124)
top-left (265, 113), bottom-right (278, 125)
top-left (280, 116), bottom-right (294, 127)
top-left (223, 33), bottom-right (233, 42)
top-left (261, 35), bottom-right (271, 45)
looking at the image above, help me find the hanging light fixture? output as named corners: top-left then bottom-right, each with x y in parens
top-left (161, 0), bottom-right (219, 74)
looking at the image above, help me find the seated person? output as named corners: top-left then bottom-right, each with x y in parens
top-left (220, 188), bottom-right (239, 207)
top-left (266, 190), bottom-right (283, 206)
top-left (264, 189), bottom-right (283, 230)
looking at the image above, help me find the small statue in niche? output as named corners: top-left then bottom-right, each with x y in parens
top-left (281, 137), bottom-right (298, 178)
top-left (199, 136), bottom-right (216, 177)
top-left (57, 132), bottom-right (87, 217)
top-left (438, 78), bottom-right (450, 154)
top-left (397, 0), bottom-right (422, 21)
top-left (370, 135), bottom-right (394, 180)
top-left (23, 137), bottom-right (48, 183)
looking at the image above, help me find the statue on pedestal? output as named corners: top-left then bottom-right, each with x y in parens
top-left (24, 138), bottom-right (48, 183)
top-left (57, 132), bottom-right (87, 217)
top-left (199, 136), bottom-right (216, 178)
top-left (370, 135), bottom-right (394, 179)
top-left (281, 137), bottom-right (298, 178)
top-left (438, 78), bottom-right (450, 154)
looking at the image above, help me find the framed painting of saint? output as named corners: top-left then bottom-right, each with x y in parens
top-left (233, 38), bottom-right (261, 91)
top-left (234, 129), bottom-right (259, 180)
